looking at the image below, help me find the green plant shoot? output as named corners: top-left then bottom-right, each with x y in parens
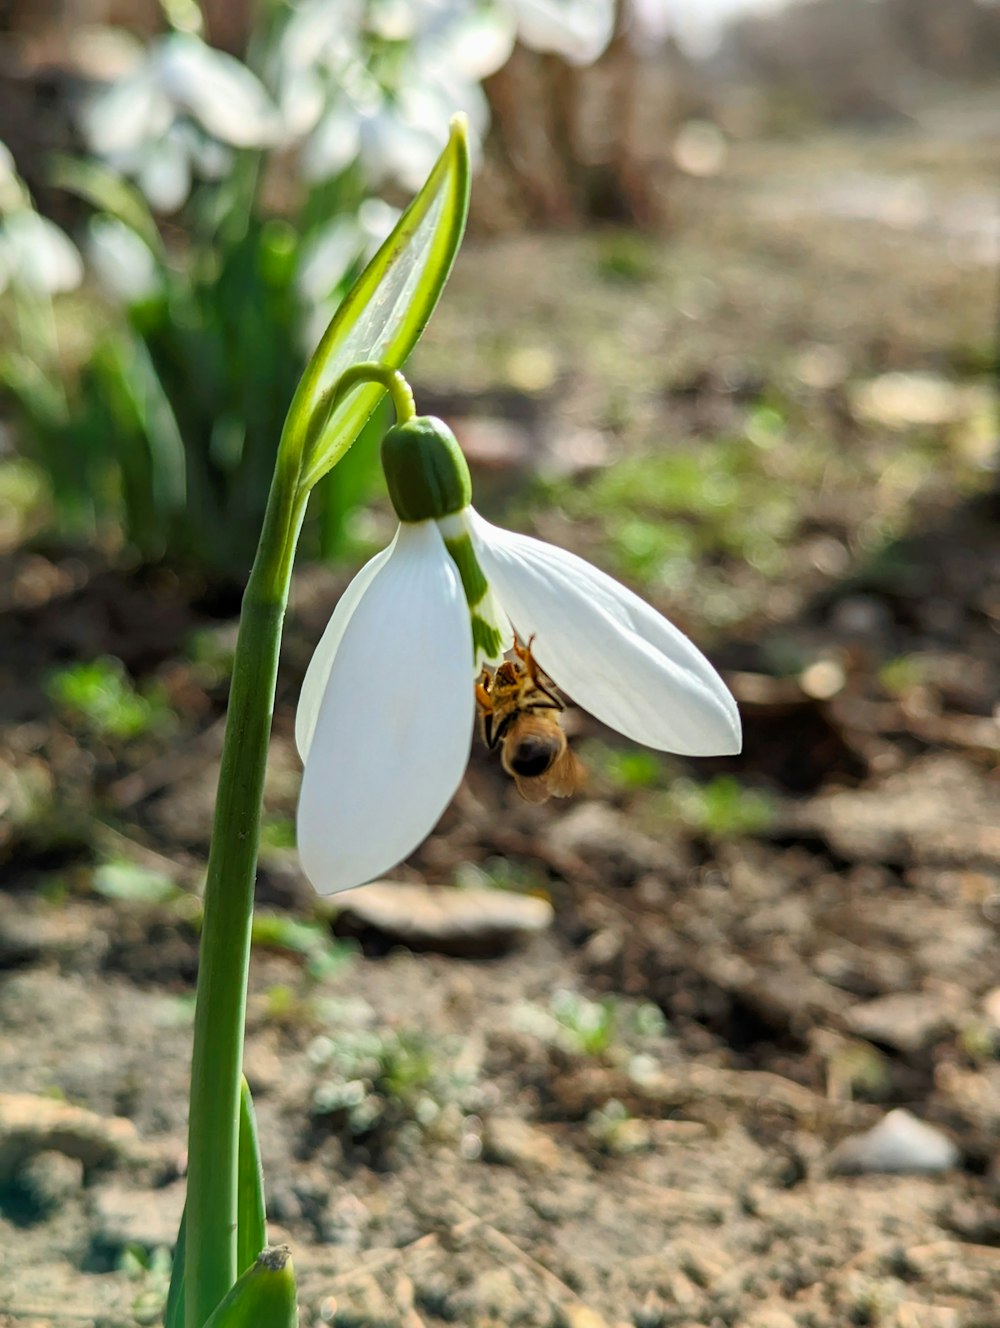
top-left (178, 117), bottom-right (470, 1328)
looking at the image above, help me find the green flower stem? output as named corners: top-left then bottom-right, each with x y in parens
top-left (184, 454), bottom-right (307, 1328)
top-left (301, 362), bottom-right (415, 488)
top-left (335, 362), bottom-right (416, 423)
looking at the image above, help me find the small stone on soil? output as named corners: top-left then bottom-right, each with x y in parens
top-left (829, 1108), bottom-right (959, 1175)
top-left (331, 881), bottom-right (553, 956)
top-left (981, 987), bottom-right (1000, 1028)
top-left (89, 1178), bottom-right (185, 1253)
top-left (0, 1092), bottom-right (141, 1180)
top-left (559, 1306), bottom-right (611, 1328)
top-left (846, 991), bottom-right (954, 1054)
top-left (19, 1149), bottom-right (85, 1212)
top-left (482, 1116), bottom-right (565, 1172)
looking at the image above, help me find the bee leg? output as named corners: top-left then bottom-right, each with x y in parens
top-left (512, 633), bottom-right (535, 666)
top-left (514, 635), bottom-right (564, 711)
top-left (475, 683), bottom-right (501, 749)
top-left (474, 680), bottom-right (493, 712)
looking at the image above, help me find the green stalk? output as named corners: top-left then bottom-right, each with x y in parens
top-left (184, 453), bottom-right (306, 1328)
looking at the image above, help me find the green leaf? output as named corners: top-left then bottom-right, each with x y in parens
top-left (284, 115), bottom-right (471, 486)
top-left (49, 154), bottom-right (164, 255)
top-left (237, 1078), bottom-right (267, 1277)
top-left (201, 1246), bottom-right (298, 1328)
top-left (163, 1081), bottom-right (264, 1328)
top-left (162, 1203), bottom-right (186, 1328)
top-left (92, 860), bottom-right (182, 905)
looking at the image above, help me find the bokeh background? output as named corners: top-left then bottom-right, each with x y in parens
top-left (1, 2), bottom-right (998, 1324)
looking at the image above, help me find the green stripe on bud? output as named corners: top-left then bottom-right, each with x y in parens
top-left (443, 530), bottom-right (505, 661)
top-left (381, 416), bottom-right (472, 523)
top-left (472, 614), bottom-right (504, 661)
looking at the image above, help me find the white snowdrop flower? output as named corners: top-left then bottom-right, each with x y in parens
top-left (0, 210), bottom-right (84, 296)
top-left (0, 147), bottom-right (82, 297)
top-left (135, 127), bottom-right (194, 215)
top-left (86, 215), bottom-right (161, 305)
top-left (154, 34), bottom-right (281, 149)
top-left (80, 32), bottom-right (278, 210)
top-left (296, 217), bottom-right (366, 305)
top-left (296, 416), bottom-right (740, 895)
top-left (303, 101), bottom-right (363, 183)
top-left (508, 0), bottom-right (616, 64)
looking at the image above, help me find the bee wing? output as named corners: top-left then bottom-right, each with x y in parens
top-left (545, 744), bottom-right (585, 798)
top-left (512, 773), bottom-right (555, 804)
top-left (512, 747), bottom-right (584, 803)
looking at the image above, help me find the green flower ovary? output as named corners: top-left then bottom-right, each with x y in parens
top-left (381, 416), bottom-right (471, 523)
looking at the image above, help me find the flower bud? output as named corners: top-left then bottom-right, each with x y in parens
top-left (381, 415), bottom-right (471, 523)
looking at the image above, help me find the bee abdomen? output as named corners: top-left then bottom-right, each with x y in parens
top-left (509, 736), bottom-right (558, 777)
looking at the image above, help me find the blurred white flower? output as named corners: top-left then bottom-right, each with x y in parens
top-left (508, 0), bottom-right (616, 63)
top-left (303, 102), bottom-right (363, 182)
top-left (297, 198), bottom-right (402, 350)
top-left (79, 1), bottom-right (615, 209)
top-left (0, 207), bottom-right (83, 297)
top-left (0, 141), bottom-right (83, 296)
top-left (81, 32), bottom-right (280, 211)
top-left (156, 34), bottom-right (281, 147)
top-left (276, 0), bottom-right (613, 191)
top-left (86, 216), bottom-right (161, 304)
top-left (0, 141), bottom-right (30, 212)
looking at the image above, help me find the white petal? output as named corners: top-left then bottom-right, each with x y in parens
top-left (469, 511), bottom-right (741, 755)
top-left (356, 198), bottom-right (401, 254)
top-left (157, 35), bottom-right (280, 148)
top-left (82, 75), bottom-right (171, 156)
top-left (297, 522), bottom-right (475, 894)
top-left (296, 216), bottom-right (363, 303)
top-left (138, 134), bottom-right (191, 214)
top-left (87, 216), bottom-right (160, 304)
top-left (295, 531), bottom-right (397, 761)
top-left (2, 212), bottom-right (83, 294)
top-left (509, 0), bottom-right (615, 64)
top-left (0, 141), bottom-right (22, 210)
top-left (303, 102), bottom-right (361, 182)
top-left (437, 8), bottom-right (517, 82)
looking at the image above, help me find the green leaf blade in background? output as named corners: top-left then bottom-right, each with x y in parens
top-left (163, 1204), bottom-right (186, 1328)
top-left (236, 1078), bottom-right (267, 1277)
top-left (163, 1080), bottom-right (265, 1328)
top-left (48, 154), bottom-right (164, 256)
top-left (283, 114), bottom-right (471, 485)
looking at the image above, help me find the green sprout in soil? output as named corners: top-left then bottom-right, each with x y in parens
top-left (119, 1245), bottom-right (173, 1326)
top-left (453, 855), bottom-right (548, 895)
top-left (91, 858), bottom-right (184, 906)
top-left (250, 913), bottom-right (352, 982)
top-left (47, 656), bottom-right (175, 740)
top-left (595, 232), bottom-right (658, 286)
top-left (663, 775), bottom-right (776, 838)
top-left (185, 625), bottom-right (238, 685)
top-left (309, 1014), bottom-right (481, 1156)
top-left (587, 1098), bottom-right (651, 1155)
top-left (259, 815), bottom-right (297, 854)
top-left (581, 739), bottom-right (671, 792)
top-left (516, 989), bottom-right (670, 1062)
top-left (877, 654), bottom-right (927, 698)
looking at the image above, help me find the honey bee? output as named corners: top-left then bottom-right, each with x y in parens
top-left (475, 636), bottom-right (584, 804)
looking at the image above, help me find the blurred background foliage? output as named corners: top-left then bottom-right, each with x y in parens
top-left (3, 0), bottom-right (996, 585)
